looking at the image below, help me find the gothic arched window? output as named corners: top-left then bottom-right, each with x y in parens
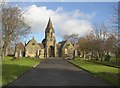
top-left (50, 32), bottom-right (52, 38)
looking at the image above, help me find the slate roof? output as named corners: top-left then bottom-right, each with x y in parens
top-left (25, 37), bottom-right (35, 46)
top-left (25, 37), bottom-right (43, 49)
top-left (58, 41), bottom-right (67, 49)
top-left (15, 42), bottom-right (25, 50)
top-left (38, 43), bottom-right (44, 49)
top-left (73, 43), bottom-right (79, 50)
top-left (16, 42), bottom-right (24, 47)
top-left (25, 40), bottom-right (31, 46)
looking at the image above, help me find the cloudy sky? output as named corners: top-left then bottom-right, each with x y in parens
top-left (9, 2), bottom-right (117, 43)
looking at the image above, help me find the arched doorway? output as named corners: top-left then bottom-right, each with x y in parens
top-left (49, 46), bottom-right (55, 57)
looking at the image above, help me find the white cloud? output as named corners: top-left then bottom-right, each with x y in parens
top-left (71, 10), bottom-right (96, 20)
top-left (23, 5), bottom-right (95, 38)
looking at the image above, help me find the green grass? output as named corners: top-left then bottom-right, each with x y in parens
top-left (92, 58), bottom-right (120, 68)
top-left (0, 59), bottom-right (2, 87)
top-left (2, 56), bottom-right (43, 86)
top-left (69, 58), bottom-right (120, 86)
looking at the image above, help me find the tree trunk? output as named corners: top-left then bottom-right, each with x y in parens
top-left (2, 41), bottom-right (8, 56)
top-left (98, 52), bottom-right (101, 58)
top-left (90, 52), bottom-right (93, 59)
top-left (115, 52), bottom-right (118, 62)
top-left (14, 46), bottom-right (19, 59)
top-left (81, 52), bottom-right (83, 58)
top-left (3, 28), bottom-right (10, 57)
top-left (84, 51), bottom-right (86, 59)
top-left (1, 48), bottom-right (4, 60)
top-left (100, 51), bottom-right (105, 62)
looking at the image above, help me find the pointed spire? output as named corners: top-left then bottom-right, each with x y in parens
top-left (32, 36), bottom-right (34, 40)
top-left (48, 17), bottom-right (52, 24)
top-left (48, 17), bottom-right (52, 26)
top-left (45, 17), bottom-right (55, 33)
top-left (49, 17), bottom-right (51, 22)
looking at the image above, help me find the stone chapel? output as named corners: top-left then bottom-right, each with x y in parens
top-left (14, 18), bottom-right (77, 58)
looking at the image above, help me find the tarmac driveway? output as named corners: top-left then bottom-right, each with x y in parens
top-left (8, 57), bottom-right (113, 86)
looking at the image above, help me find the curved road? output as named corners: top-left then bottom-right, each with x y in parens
top-left (9, 57), bottom-right (113, 86)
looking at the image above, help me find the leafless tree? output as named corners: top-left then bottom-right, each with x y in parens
top-left (1, 2), bottom-right (31, 60)
top-left (111, 3), bottom-right (120, 32)
top-left (63, 33), bottom-right (79, 44)
top-left (111, 3), bottom-right (120, 59)
top-left (77, 23), bottom-right (118, 61)
top-left (0, 0), bottom-right (6, 58)
top-left (78, 37), bottom-right (90, 59)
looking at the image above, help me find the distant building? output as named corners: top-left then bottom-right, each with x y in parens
top-left (25, 37), bottom-right (44, 58)
top-left (15, 18), bottom-right (77, 58)
top-left (15, 42), bottom-right (25, 58)
top-left (58, 40), bottom-right (75, 58)
top-left (73, 43), bottom-right (81, 57)
top-left (42, 18), bottom-right (58, 57)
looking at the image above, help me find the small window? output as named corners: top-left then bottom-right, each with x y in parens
top-left (65, 48), bottom-right (68, 54)
top-left (32, 43), bottom-right (35, 46)
top-left (50, 38), bottom-right (52, 41)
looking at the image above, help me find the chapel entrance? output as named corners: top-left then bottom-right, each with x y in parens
top-left (49, 46), bottom-right (55, 57)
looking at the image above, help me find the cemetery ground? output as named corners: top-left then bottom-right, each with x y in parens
top-left (2, 56), bottom-right (43, 86)
top-left (1, 56), bottom-right (119, 86)
top-left (69, 58), bottom-right (120, 86)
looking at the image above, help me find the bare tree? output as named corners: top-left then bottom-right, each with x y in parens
top-left (78, 33), bottom-right (102, 60)
top-left (63, 33), bottom-right (79, 44)
top-left (0, 0), bottom-right (5, 58)
top-left (1, 4), bottom-right (31, 60)
top-left (92, 23), bottom-right (111, 61)
top-left (78, 37), bottom-right (90, 59)
top-left (78, 23), bottom-right (118, 61)
top-left (0, 27), bottom-right (1, 58)
top-left (111, 3), bottom-right (120, 59)
top-left (111, 4), bottom-right (120, 32)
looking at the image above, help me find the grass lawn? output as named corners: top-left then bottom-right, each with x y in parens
top-left (2, 56), bottom-right (43, 86)
top-left (91, 58), bottom-right (120, 68)
top-left (69, 58), bottom-right (120, 86)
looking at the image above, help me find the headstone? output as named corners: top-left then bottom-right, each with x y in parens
top-left (75, 50), bottom-right (78, 56)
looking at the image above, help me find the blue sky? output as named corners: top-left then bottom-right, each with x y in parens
top-left (9, 2), bottom-right (118, 43)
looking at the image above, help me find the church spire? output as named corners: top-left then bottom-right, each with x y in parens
top-left (32, 36), bottom-right (34, 40)
top-left (49, 17), bottom-right (51, 22)
top-left (45, 17), bottom-right (55, 33)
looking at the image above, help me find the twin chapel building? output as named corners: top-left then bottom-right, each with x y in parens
top-left (15, 18), bottom-right (78, 58)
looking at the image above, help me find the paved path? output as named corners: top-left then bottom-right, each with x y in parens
top-left (9, 57), bottom-right (113, 86)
